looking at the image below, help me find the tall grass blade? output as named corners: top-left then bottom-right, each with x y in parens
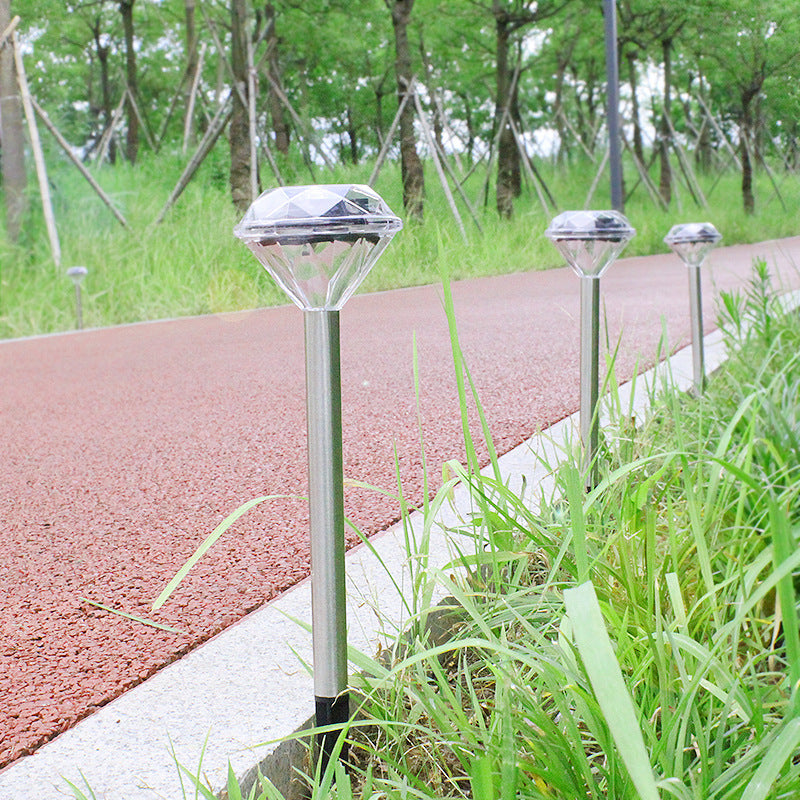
top-left (80, 598), bottom-right (188, 635)
top-left (151, 494), bottom-right (293, 610)
top-left (665, 573), bottom-right (688, 636)
top-left (226, 763), bottom-right (243, 800)
top-left (63, 772), bottom-right (99, 800)
top-left (563, 464), bottom-right (589, 584)
top-left (740, 718), bottom-right (800, 800)
top-left (768, 498), bottom-right (800, 702)
top-left (469, 755), bottom-right (495, 800)
top-left (564, 581), bottom-right (660, 800)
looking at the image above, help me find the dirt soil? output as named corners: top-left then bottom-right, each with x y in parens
top-left (2, 238), bottom-right (799, 768)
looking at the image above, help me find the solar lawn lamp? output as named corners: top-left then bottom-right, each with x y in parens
top-left (234, 184), bottom-right (402, 770)
top-left (545, 211), bottom-right (635, 491)
top-left (66, 266), bottom-right (88, 330)
top-left (663, 223), bottom-right (722, 393)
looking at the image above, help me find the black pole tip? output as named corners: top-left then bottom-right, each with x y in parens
top-left (315, 693), bottom-right (350, 772)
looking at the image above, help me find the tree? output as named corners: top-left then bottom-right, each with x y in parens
top-left (617, 0), bottom-right (686, 206)
top-left (9, 0), bottom-right (800, 224)
top-left (486, 0), bottom-right (570, 218)
top-left (386, 0), bottom-right (424, 219)
top-left (119, 0), bottom-right (139, 162)
top-left (0, 0), bottom-right (26, 241)
top-left (699, 0), bottom-right (800, 213)
top-left (617, 0), bottom-right (657, 170)
top-left (87, 10), bottom-right (116, 162)
top-left (262, 3), bottom-right (290, 156)
top-left (182, 0), bottom-right (199, 146)
top-left (229, 0), bottom-right (251, 211)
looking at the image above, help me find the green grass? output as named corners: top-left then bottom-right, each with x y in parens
top-left (1, 142), bottom-right (799, 340)
top-left (218, 262), bottom-right (800, 799)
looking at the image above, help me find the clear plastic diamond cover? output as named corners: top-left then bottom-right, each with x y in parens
top-left (664, 222), bottom-right (722, 268)
top-left (66, 266), bottom-right (88, 282)
top-left (234, 184), bottom-right (402, 310)
top-left (545, 210), bottom-right (636, 278)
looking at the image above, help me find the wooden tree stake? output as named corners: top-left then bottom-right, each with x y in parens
top-left (0, 15), bottom-right (20, 48)
top-left (261, 139), bottom-right (284, 186)
top-left (155, 93), bottom-right (233, 224)
top-left (557, 107), bottom-right (596, 163)
top-left (12, 32), bottom-right (61, 267)
top-left (413, 92), bottom-right (467, 243)
top-left (95, 91), bottom-right (127, 164)
top-left (125, 88), bottom-right (157, 152)
top-left (182, 42), bottom-right (207, 154)
top-left (420, 95), bottom-right (484, 233)
top-left (584, 147), bottom-right (610, 208)
top-left (664, 111), bottom-right (707, 208)
top-left (432, 136), bottom-right (483, 234)
top-left (31, 98), bottom-right (130, 230)
top-left (620, 129), bottom-right (667, 210)
top-left (750, 136), bottom-right (788, 211)
top-left (508, 116), bottom-right (557, 216)
top-left (695, 94), bottom-right (741, 170)
top-left (264, 72), bottom-right (336, 171)
top-left (481, 60), bottom-right (522, 209)
top-left (368, 77), bottom-right (415, 187)
top-left (157, 66), bottom-right (192, 149)
top-left (246, 37), bottom-right (259, 201)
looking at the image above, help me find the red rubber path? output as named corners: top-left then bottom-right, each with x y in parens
top-left (2, 238), bottom-right (799, 768)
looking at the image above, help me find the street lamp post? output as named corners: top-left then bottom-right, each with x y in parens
top-left (603, 0), bottom-right (623, 212)
top-left (663, 223), bottom-right (722, 393)
top-left (545, 211), bottom-right (635, 490)
top-left (234, 184), bottom-right (402, 770)
top-left (66, 266), bottom-right (88, 330)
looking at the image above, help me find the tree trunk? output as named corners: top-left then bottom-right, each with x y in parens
top-left (574, 60), bottom-right (600, 154)
top-left (419, 30), bottom-right (443, 155)
top-left (788, 127), bottom-right (799, 171)
top-left (92, 21), bottom-right (116, 163)
top-left (460, 92), bottom-right (475, 163)
top-left (495, 16), bottom-right (520, 219)
top-left (754, 94), bottom-right (765, 165)
top-left (229, 0), bottom-right (250, 212)
top-left (375, 84), bottom-right (385, 146)
top-left (183, 0), bottom-right (198, 145)
top-left (695, 115), bottom-right (712, 173)
top-left (553, 61), bottom-right (568, 163)
top-left (658, 37), bottom-right (672, 205)
top-left (626, 50), bottom-right (645, 166)
top-left (264, 3), bottom-right (290, 155)
top-left (346, 106), bottom-right (358, 164)
top-left (741, 93), bottom-right (755, 215)
top-left (0, 0), bottom-right (26, 241)
top-left (390, 0), bottom-right (424, 220)
top-left (119, 0), bottom-right (139, 163)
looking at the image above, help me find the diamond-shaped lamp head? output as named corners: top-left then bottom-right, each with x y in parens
top-left (664, 222), bottom-right (722, 268)
top-left (233, 184), bottom-right (402, 310)
top-left (545, 210), bottom-right (635, 278)
top-left (66, 266), bottom-right (88, 285)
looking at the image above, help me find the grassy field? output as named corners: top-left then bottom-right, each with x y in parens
top-left (1, 145), bottom-right (799, 340)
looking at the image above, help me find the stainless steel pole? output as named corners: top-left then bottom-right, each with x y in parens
top-left (74, 283), bottom-right (83, 330)
top-left (603, 0), bottom-right (623, 212)
top-left (580, 277), bottom-right (601, 490)
top-left (304, 309), bottom-right (349, 767)
top-left (688, 265), bottom-right (705, 392)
